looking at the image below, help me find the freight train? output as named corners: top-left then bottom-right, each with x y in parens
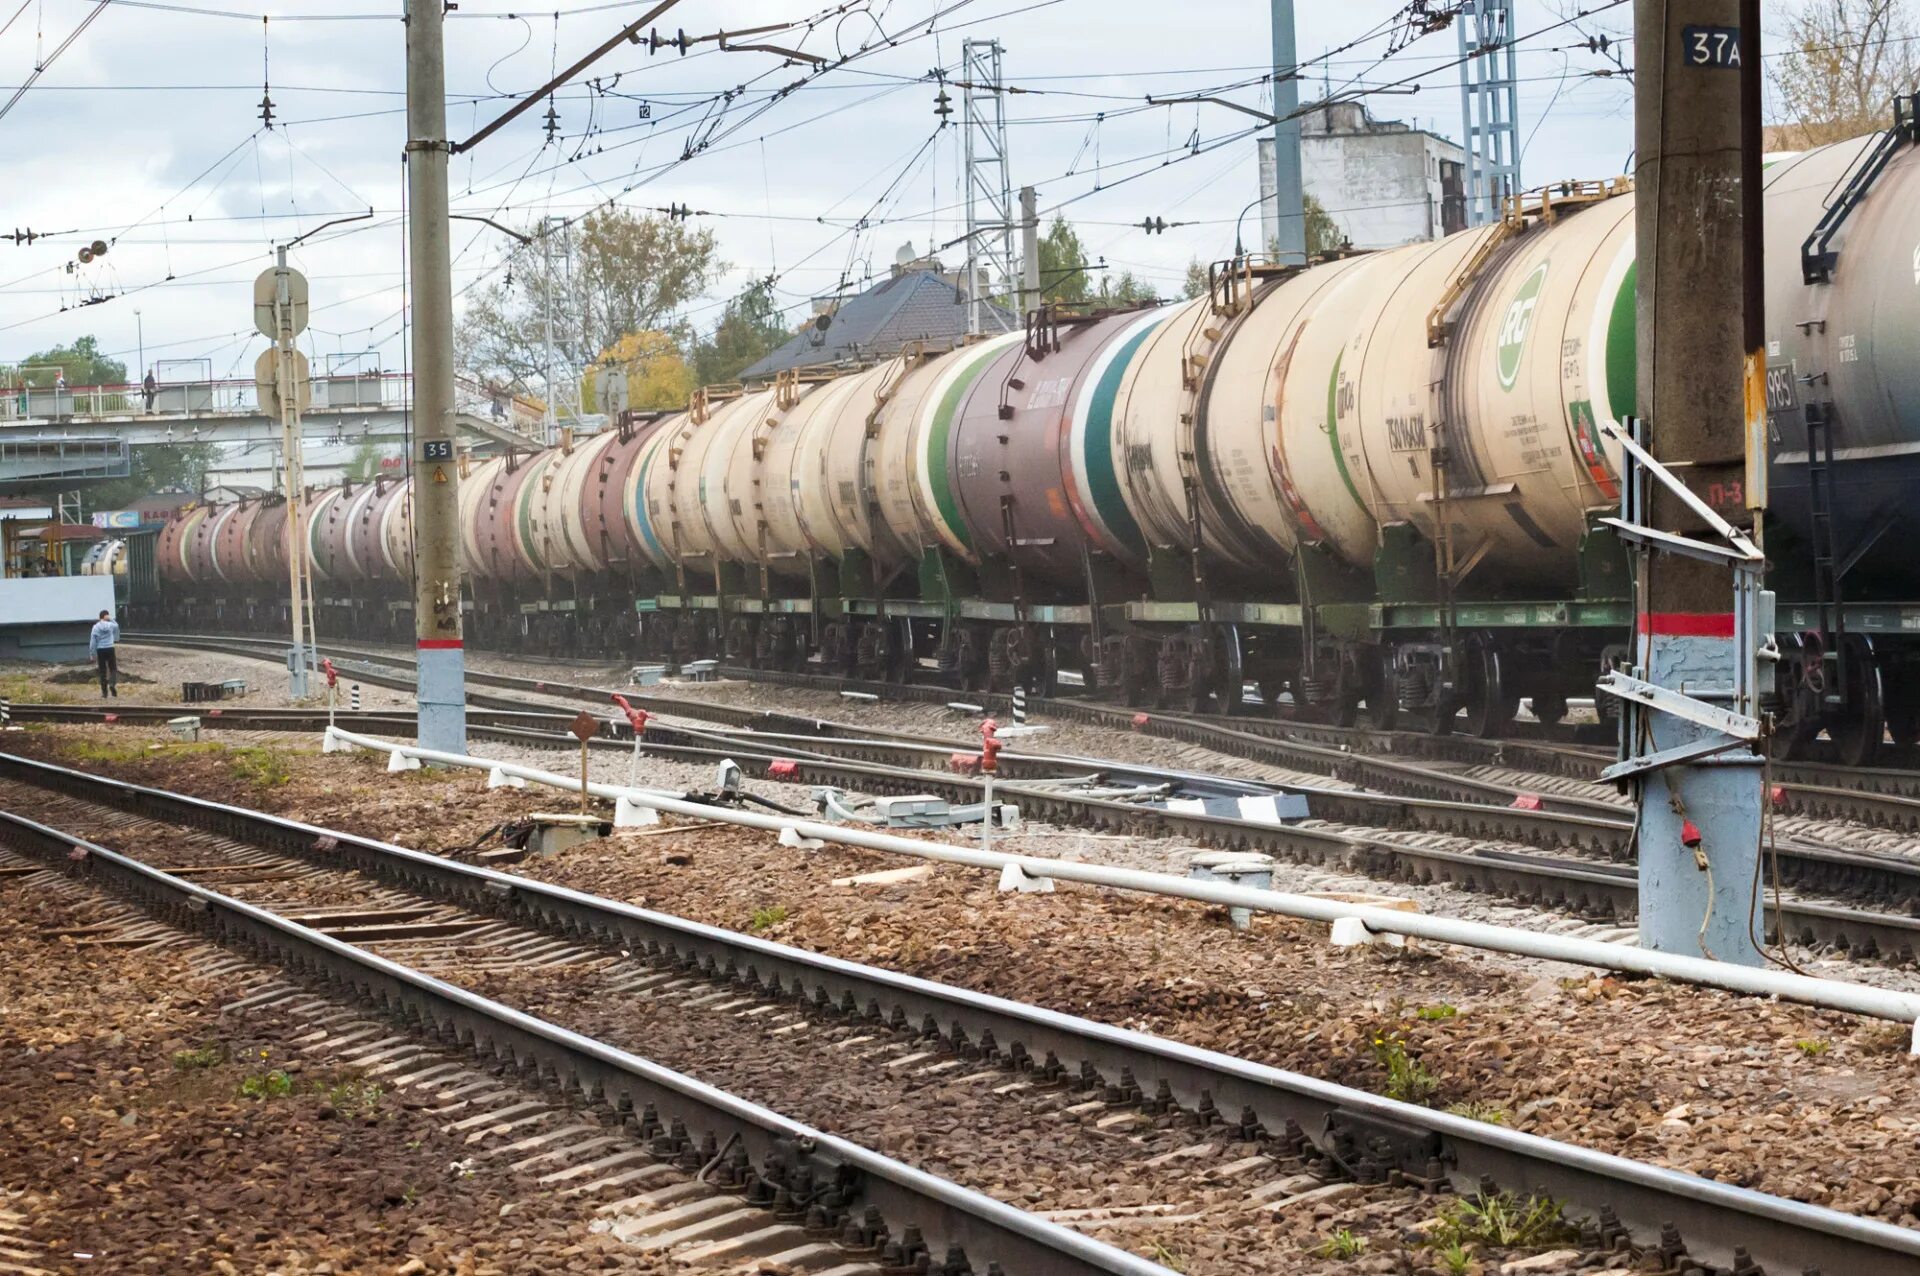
top-left (146, 114), bottom-right (1920, 763)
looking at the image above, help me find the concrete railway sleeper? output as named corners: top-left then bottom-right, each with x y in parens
top-left (0, 805), bottom-right (1170, 1276)
top-left (3, 778), bottom-right (1920, 1271)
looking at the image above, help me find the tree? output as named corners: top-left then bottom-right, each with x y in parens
top-left (1094, 270), bottom-right (1157, 305)
top-left (1182, 259), bottom-right (1211, 300)
top-left (1303, 194), bottom-right (1344, 258)
top-left (457, 209), bottom-right (721, 396)
top-left (1036, 215), bottom-right (1159, 306)
top-left (1772, 0), bottom-right (1920, 146)
top-left (21, 335), bottom-right (126, 386)
top-left (692, 279), bottom-right (791, 385)
top-left (586, 330), bottom-right (695, 414)
top-left (87, 441), bottom-right (221, 511)
top-left (343, 438), bottom-right (386, 482)
top-left (1037, 215), bottom-right (1093, 304)
top-left (1265, 194), bottom-right (1344, 260)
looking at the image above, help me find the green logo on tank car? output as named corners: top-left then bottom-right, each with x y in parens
top-left (1495, 262), bottom-right (1549, 390)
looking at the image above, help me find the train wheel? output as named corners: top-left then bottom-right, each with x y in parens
top-left (1888, 689), bottom-right (1920, 748)
top-left (888, 619), bottom-right (915, 685)
top-left (1772, 716), bottom-right (1819, 761)
top-left (1454, 643), bottom-right (1516, 739)
top-left (1881, 665), bottom-right (1920, 748)
top-left (1121, 636), bottom-right (1156, 708)
top-left (1829, 642), bottom-right (1886, 768)
top-left (1372, 663), bottom-right (1402, 731)
top-left (1530, 694), bottom-right (1568, 726)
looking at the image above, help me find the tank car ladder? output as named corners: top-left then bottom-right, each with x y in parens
top-left (1801, 93), bottom-right (1919, 285)
top-left (1802, 400), bottom-right (1846, 707)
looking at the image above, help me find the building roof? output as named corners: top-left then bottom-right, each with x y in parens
top-left (1301, 100), bottom-right (1466, 162)
top-left (739, 269), bottom-right (1017, 381)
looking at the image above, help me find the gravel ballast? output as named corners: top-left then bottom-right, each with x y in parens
top-left (2, 723), bottom-right (1916, 1234)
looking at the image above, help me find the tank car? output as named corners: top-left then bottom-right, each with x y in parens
top-left (150, 109), bottom-right (1920, 762)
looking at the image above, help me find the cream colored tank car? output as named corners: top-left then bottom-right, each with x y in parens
top-left (1197, 255), bottom-right (1368, 565)
top-left (759, 366), bottom-right (886, 572)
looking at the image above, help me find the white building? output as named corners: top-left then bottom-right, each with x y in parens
top-left (1280, 102), bottom-right (1468, 251)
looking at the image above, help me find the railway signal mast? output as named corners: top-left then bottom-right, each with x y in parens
top-left (255, 251), bottom-right (315, 700)
top-left (1599, 0), bottom-right (1771, 965)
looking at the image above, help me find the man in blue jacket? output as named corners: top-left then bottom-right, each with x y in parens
top-left (89, 609), bottom-right (120, 697)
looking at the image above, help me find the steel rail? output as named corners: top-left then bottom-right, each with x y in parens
top-left (15, 692), bottom-right (1920, 957)
top-left (0, 805), bottom-right (1170, 1276)
top-left (119, 631), bottom-right (1920, 812)
top-left (99, 638), bottom-right (1920, 948)
top-left (1, 757), bottom-right (1916, 1272)
top-left (728, 663), bottom-right (1920, 831)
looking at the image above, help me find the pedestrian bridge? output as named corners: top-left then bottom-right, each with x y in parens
top-left (0, 436), bottom-right (131, 496)
top-left (1, 370), bottom-right (550, 454)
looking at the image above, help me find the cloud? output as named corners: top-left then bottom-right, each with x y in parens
top-left (2, 0), bottom-right (1639, 376)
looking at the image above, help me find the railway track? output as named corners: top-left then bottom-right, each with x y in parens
top-left (3, 754), bottom-right (1917, 1273)
top-left (0, 782), bottom-right (1164, 1276)
top-left (90, 635), bottom-right (1920, 960)
top-left (122, 629), bottom-right (1920, 832)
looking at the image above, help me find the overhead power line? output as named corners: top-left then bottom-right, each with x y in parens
top-left (0, 0), bottom-right (114, 128)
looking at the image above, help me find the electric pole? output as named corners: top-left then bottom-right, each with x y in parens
top-left (1268, 0), bottom-right (1304, 263)
top-left (1618, 0), bottom-right (1767, 963)
top-left (405, 0), bottom-right (466, 754)
top-left (1018, 185), bottom-right (1040, 317)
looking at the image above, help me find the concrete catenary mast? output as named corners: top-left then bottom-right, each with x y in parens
top-left (404, 0), bottom-right (467, 754)
top-left (1614, 0), bottom-right (1769, 963)
top-left (1266, 0), bottom-right (1305, 262)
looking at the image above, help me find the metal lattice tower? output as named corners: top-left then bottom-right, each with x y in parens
top-left (961, 39), bottom-right (1017, 334)
top-left (539, 215), bottom-right (582, 442)
top-left (1456, 0), bottom-right (1521, 225)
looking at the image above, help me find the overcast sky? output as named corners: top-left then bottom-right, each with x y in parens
top-left (0, 0), bottom-right (1806, 385)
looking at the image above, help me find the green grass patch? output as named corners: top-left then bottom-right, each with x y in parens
top-left (1443, 1099), bottom-right (1507, 1125)
top-left (1415, 1003), bottom-right (1458, 1021)
top-left (60, 738), bottom-right (223, 766)
top-left (227, 745), bottom-right (291, 788)
top-left (747, 904), bottom-right (790, 932)
top-left (171, 1045), bottom-right (223, 1070)
top-left (1426, 1191), bottom-right (1575, 1250)
top-left (322, 1078), bottom-right (385, 1118)
top-left (0, 672), bottom-right (75, 705)
top-left (1145, 1244), bottom-right (1186, 1273)
top-left (1794, 1038), bottom-right (1830, 1057)
top-left (1311, 1228), bottom-right (1367, 1258)
top-left (1370, 1030), bottom-right (1439, 1105)
top-left (238, 1069), bottom-right (296, 1100)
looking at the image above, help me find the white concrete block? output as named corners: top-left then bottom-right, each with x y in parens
top-left (777, 826), bottom-right (823, 850)
top-left (997, 862), bottom-right (1054, 893)
top-left (1329, 916), bottom-right (1405, 948)
top-left (486, 766), bottom-right (527, 789)
top-left (615, 795), bottom-right (660, 827)
top-left (387, 750), bottom-right (422, 773)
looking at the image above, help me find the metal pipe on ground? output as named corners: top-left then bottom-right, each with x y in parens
top-left (322, 726), bottom-right (1920, 1038)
